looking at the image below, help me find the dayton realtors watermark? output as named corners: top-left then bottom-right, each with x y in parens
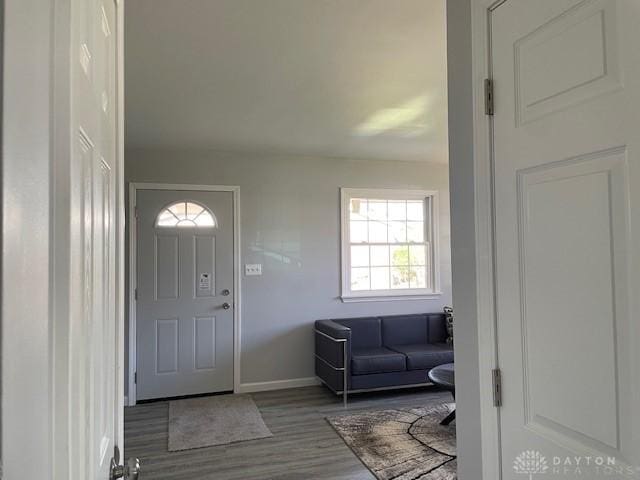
top-left (514, 450), bottom-right (639, 477)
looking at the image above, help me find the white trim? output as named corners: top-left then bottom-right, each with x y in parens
top-left (128, 184), bottom-right (137, 406)
top-left (470, 0), bottom-right (505, 479)
top-left (342, 187), bottom-right (441, 199)
top-left (52, 2), bottom-right (73, 477)
top-left (237, 377), bottom-right (320, 394)
top-left (339, 187), bottom-right (441, 300)
top-left (127, 182), bottom-right (242, 405)
top-left (341, 293), bottom-right (443, 303)
top-left (115, 0), bottom-right (126, 456)
top-left (130, 182), bottom-right (240, 192)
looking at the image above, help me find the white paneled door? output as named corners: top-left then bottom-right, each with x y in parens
top-left (136, 190), bottom-right (235, 400)
top-left (492, 1), bottom-right (640, 478)
top-left (70, 0), bottom-right (125, 478)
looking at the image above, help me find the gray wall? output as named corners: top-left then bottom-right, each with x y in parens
top-left (126, 149), bottom-right (451, 388)
top-left (447, 0), bottom-right (484, 478)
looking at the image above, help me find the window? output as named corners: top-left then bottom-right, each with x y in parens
top-left (340, 188), bottom-right (439, 301)
top-left (156, 201), bottom-right (217, 228)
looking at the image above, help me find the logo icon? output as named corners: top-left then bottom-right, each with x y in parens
top-left (514, 450), bottom-right (549, 478)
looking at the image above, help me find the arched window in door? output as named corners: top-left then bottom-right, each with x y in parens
top-left (156, 201), bottom-right (217, 227)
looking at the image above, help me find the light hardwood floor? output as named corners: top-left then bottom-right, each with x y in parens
top-left (124, 385), bottom-right (453, 480)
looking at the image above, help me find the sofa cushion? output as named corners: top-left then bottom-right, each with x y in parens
top-left (336, 317), bottom-right (382, 349)
top-left (381, 314), bottom-right (428, 346)
top-left (388, 343), bottom-right (453, 371)
top-left (351, 347), bottom-right (406, 375)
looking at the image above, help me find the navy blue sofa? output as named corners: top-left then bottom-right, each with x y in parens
top-left (315, 313), bottom-right (453, 404)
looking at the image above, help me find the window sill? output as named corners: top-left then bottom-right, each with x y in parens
top-left (340, 292), bottom-right (443, 303)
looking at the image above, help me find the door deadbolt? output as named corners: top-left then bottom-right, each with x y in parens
top-left (221, 289), bottom-right (230, 296)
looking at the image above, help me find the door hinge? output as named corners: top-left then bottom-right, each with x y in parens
top-left (134, 205), bottom-right (139, 219)
top-left (492, 368), bottom-right (502, 407)
top-left (134, 288), bottom-right (138, 301)
top-left (484, 78), bottom-right (494, 116)
top-left (134, 372), bottom-right (137, 384)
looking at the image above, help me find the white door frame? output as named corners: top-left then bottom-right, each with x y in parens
top-left (127, 182), bottom-right (242, 405)
top-left (3, 2), bottom-right (56, 477)
top-left (464, 0), bottom-right (508, 478)
top-left (116, 0), bottom-right (127, 457)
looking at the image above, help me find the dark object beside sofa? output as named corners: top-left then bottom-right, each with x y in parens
top-left (315, 313), bottom-right (454, 405)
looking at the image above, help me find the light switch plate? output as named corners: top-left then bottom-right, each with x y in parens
top-left (245, 263), bottom-right (262, 276)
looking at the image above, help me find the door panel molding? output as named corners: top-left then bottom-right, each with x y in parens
top-left (194, 235), bottom-right (216, 298)
top-left (517, 147), bottom-right (629, 457)
top-left (514, 0), bottom-right (622, 125)
top-left (128, 183), bottom-right (241, 405)
top-left (154, 234), bottom-right (180, 299)
top-left (155, 318), bottom-right (179, 374)
top-left (194, 316), bottom-right (217, 370)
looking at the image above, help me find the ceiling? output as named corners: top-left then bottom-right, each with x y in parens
top-left (125, 0), bottom-right (448, 163)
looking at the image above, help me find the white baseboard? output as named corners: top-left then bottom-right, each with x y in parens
top-left (124, 396), bottom-right (129, 407)
top-left (237, 376), bottom-right (320, 394)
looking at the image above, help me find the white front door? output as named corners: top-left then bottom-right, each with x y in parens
top-left (70, 0), bottom-right (122, 478)
top-left (492, 0), bottom-right (640, 478)
top-left (136, 189), bottom-right (235, 400)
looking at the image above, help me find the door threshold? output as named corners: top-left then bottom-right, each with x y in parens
top-left (136, 390), bottom-right (234, 404)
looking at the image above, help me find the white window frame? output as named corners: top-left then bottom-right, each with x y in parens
top-left (340, 188), bottom-right (441, 302)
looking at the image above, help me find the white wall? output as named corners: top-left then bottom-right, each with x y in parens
top-left (3, 0), bottom-right (53, 476)
top-left (447, 0), bottom-right (485, 478)
top-left (126, 149), bottom-right (451, 391)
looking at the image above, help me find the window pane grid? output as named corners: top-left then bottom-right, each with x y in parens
top-left (156, 201), bottom-right (217, 228)
top-left (351, 245), bottom-right (426, 267)
top-left (347, 195), bottom-right (433, 294)
top-left (349, 199), bottom-right (427, 244)
top-left (343, 192), bottom-right (435, 295)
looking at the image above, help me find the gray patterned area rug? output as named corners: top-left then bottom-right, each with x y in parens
top-left (327, 404), bottom-right (456, 480)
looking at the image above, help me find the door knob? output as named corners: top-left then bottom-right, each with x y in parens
top-left (110, 446), bottom-right (141, 480)
top-left (222, 302), bottom-right (231, 310)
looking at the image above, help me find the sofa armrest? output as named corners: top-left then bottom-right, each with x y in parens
top-left (315, 319), bottom-right (350, 339)
top-left (315, 320), bottom-right (351, 404)
top-left (315, 320), bottom-right (351, 369)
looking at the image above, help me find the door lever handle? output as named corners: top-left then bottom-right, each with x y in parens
top-left (110, 447), bottom-right (140, 480)
top-left (222, 302), bottom-right (231, 310)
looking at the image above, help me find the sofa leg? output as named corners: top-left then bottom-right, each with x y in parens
top-left (440, 409), bottom-right (456, 426)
